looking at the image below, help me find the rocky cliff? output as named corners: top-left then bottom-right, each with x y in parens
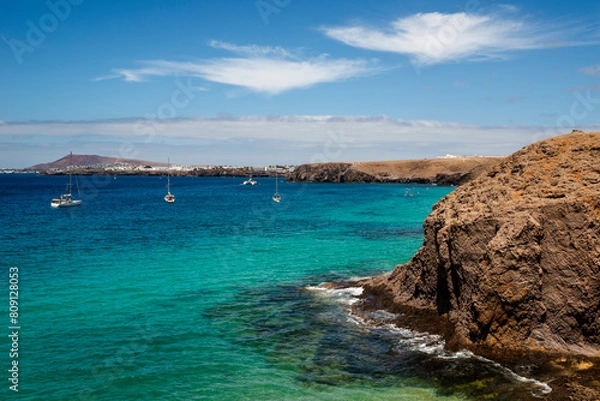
top-left (360, 131), bottom-right (600, 357)
top-left (287, 157), bottom-right (504, 185)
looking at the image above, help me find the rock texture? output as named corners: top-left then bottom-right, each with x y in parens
top-left (287, 157), bottom-right (504, 185)
top-left (361, 131), bottom-right (600, 356)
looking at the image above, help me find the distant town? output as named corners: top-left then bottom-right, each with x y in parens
top-left (0, 154), bottom-right (295, 177)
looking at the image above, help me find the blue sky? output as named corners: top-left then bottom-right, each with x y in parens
top-left (1, 0), bottom-right (599, 168)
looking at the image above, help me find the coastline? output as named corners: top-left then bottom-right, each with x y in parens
top-left (327, 132), bottom-right (600, 400)
top-left (323, 277), bottom-right (600, 401)
top-left (287, 157), bottom-right (504, 185)
top-left (16, 155), bottom-right (503, 186)
top-left (35, 167), bottom-right (281, 178)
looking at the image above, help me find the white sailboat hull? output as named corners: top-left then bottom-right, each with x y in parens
top-left (164, 192), bottom-right (175, 203)
top-left (51, 194), bottom-right (82, 208)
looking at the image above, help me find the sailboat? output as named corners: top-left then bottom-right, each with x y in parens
top-left (164, 159), bottom-right (175, 203)
top-left (242, 173), bottom-right (257, 185)
top-left (272, 169), bottom-right (281, 203)
top-left (51, 152), bottom-right (82, 208)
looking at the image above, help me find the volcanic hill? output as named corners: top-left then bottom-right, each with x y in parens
top-left (28, 154), bottom-right (167, 170)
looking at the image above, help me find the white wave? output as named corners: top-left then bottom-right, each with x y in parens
top-left (438, 349), bottom-right (552, 395)
top-left (304, 284), bottom-right (328, 292)
top-left (380, 324), bottom-right (446, 355)
top-left (307, 283), bottom-right (552, 397)
top-left (471, 353), bottom-right (552, 396)
top-left (370, 317), bottom-right (552, 396)
top-left (305, 284), bottom-right (364, 305)
top-left (368, 309), bottom-right (398, 321)
top-left (346, 314), bottom-right (366, 326)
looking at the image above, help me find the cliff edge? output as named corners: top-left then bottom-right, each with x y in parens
top-left (360, 131), bottom-right (600, 356)
top-left (287, 157), bottom-right (504, 185)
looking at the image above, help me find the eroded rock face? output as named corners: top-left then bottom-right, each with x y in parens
top-left (363, 132), bottom-right (600, 355)
top-left (287, 158), bottom-right (503, 185)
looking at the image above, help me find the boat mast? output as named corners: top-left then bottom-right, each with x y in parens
top-left (68, 152), bottom-right (73, 194)
top-left (167, 158), bottom-right (170, 192)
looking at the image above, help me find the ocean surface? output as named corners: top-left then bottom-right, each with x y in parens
top-left (1, 174), bottom-right (552, 400)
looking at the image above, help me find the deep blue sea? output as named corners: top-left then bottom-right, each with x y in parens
top-left (1, 174), bottom-right (552, 400)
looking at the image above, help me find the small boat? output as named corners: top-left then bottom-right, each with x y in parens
top-left (242, 175), bottom-right (257, 185)
top-left (51, 193), bottom-right (82, 208)
top-left (164, 159), bottom-right (175, 203)
top-left (272, 170), bottom-right (281, 203)
top-left (51, 152), bottom-right (82, 208)
top-left (164, 191), bottom-right (175, 203)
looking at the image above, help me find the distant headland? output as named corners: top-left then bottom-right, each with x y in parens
top-left (5, 153), bottom-right (504, 186)
top-left (286, 156), bottom-right (504, 186)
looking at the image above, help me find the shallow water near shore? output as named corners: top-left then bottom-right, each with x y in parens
top-left (0, 174), bottom-right (558, 400)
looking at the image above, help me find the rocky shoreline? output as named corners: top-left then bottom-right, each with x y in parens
top-left (343, 131), bottom-right (600, 399)
top-left (347, 278), bottom-right (600, 400)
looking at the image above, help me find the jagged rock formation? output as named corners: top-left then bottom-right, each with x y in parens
top-left (287, 157), bottom-right (504, 185)
top-left (361, 131), bottom-right (600, 356)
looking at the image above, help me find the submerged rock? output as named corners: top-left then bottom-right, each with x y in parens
top-left (361, 131), bottom-right (600, 356)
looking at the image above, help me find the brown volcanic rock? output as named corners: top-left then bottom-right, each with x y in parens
top-left (287, 157), bottom-right (504, 185)
top-left (361, 131), bottom-right (600, 356)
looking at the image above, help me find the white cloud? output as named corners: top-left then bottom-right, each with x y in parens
top-left (322, 12), bottom-right (597, 66)
top-left (579, 65), bottom-right (600, 77)
top-left (3, 115), bottom-right (596, 168)
top-left (208, 40), bottom-right (295, 59)
top-left (498, 4), bottom-right (519, 13)
top-left (94, 43), bottom-right (380, 94)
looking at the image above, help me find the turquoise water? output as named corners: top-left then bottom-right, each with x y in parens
top-left (1, 175), bottom-right (550, 400)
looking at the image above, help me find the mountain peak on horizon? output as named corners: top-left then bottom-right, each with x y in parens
top-left (28, 154), bottom-right (168, 170)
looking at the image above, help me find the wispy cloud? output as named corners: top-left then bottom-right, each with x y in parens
top-left (322, 12), bottom-right (598, 66)
top-left (4, 115), bottom-right (596, 168)
top-left (208, 40), bottom-right (295, 58)
top-left (94, 42), bottom-right (381, 95)
top-left (498, 4), bottom-right (520, 13)
top-left (579, 65), bottom-right (600, 77)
